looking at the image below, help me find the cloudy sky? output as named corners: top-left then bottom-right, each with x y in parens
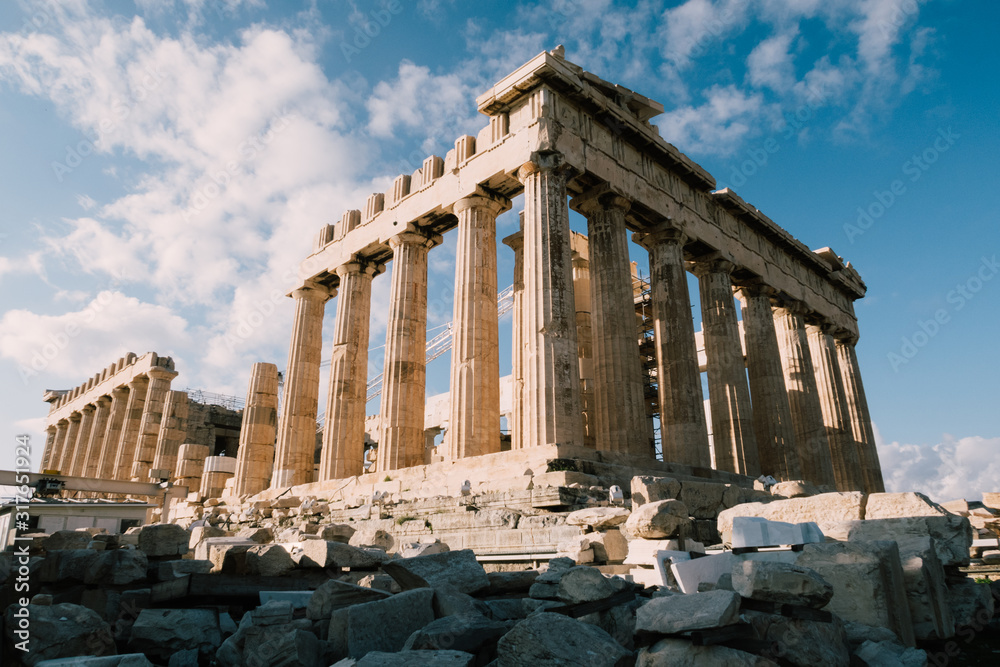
top-left (1, 0), bottom-right (996, 502)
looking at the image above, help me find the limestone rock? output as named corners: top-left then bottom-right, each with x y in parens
top-left (127, 608), bottom-right (222, 662)
top-left (4, 603), bottom-right (115, 666)
top-left (832, 515), bottom-right (973, 567)
top-left (637, 637), bottom-right (778, 666)
top-left (854, 639), bottom-right (929, 667)
top-left (635, 590), bottom-right (741, 634)
top-left (743, 610), bottom-right (849, 667)
top-left (679, 480), bottom-right (730, 519)
top-left (236, 526), bottom-right (273, 543)
top-left (382, 549), bottom-right (489, 595)
top-left (865, 492), bottom-right (948, 519)
top-left (42, 530), bottom-right (93, 551)
top-left (320, 523), bottom-right (356, 543)
top-left (770, 480), bottom-right (820, 498)
top-left (555, 565), bottom-right (615, 603)
top-left (291, 540), bottom-right (389, 569)
top-left (85, 549), bottom-right (148, 585)
top-left (188, 524), bottom-right (227, 551)
top-left (631, 475), bottom-right (680, 506)
top-left (137, 524), bottom-right (190, 557)
top-left (485, 570), bottom-right (539, 595)
top-left (33, 656), bottom-right (154, 666)
top-left (587, 529), bottom-right (628, 563)
top-left (622, 499), bottom-right (690, 539)
top-left (717, 492), bottom-right (864, 542)
top-left (157, 559), bottom-right (213, 580)
top-left (241, 624), bottom-right (320, 667)
top-left (565, 507), bottom-right (631, 529)
top-left (245, 544), bottom-right (295, 576)
top-left (895, 536), bottom-right (955, 640)
top-left (306, 579), bottom-right (391, 621)
top-left (842, 621), bottom-right (901, 648)
top-left (329, 588), bottom-right (435, 658)
top-left (353, 651), bottom-right (475, 666)
top-left (403, 611), bottom-right (508, 656)
top-left (982, 492), bottom-right (1000, 511)
top-left (496, 612), bottom-right (631, 667)
top-left (348, 528), bottom-right (394, 551)
top-left (796, 541), bottom-right (915, 646)
top-left (731, 560), bottom-right (833, 608)
top-left (39, 549), bottom-right (100, 583)
top-left (946, 579), bottom-right (995, 629)
top-left (398, 540), bottom-right (449, 558)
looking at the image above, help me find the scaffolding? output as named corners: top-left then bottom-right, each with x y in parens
top-left (182, 388), bottom-right (245, 411)
top-left (633, 268), bottom-right (663, 461)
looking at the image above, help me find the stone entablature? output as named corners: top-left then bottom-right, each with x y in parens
top-left (270, 49), bottom-right (883, 496)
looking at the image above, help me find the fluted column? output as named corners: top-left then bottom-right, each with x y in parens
top-left (273, 280), bottom-right (332, 488)
top-left (447, 191), bottom-right (510, 460)
top-left (572, 251), bottom-right (596, 448)
top-left (516, 154), bottom-right (584, 448)
top-left (57, 412), bottom-right (83, 474)
top-left (44, 420), bottom-right (69, 473)
top-left (41, 425), bottom-right (57, 472)
top-left (321, 260), bottom-right (379, 479)
top-left (113, 377), bottom-right (148, 480)
top-left (377, 228), bottom-right (441, 471)
top-left (80, 397), bottom-right (112, 478)
top-left (152, 390), bottom-right (189, 479)
top-left (96, 387), bottom-right (129, 480)
top-left (67, 405), bottom-right (95, 477)
top-left (634, 225), bottom-right (710, 468)
top-left (737, 284), bottom-right (800, 480)
top-left (835, 335), bottom-right (885, 492)
top-left (807, 323), bottom-right (864, 491)
top-left (694, 257), bottom-right (760, 476)
top-left (132, 366), bottom-right (177, 482)
top-left (574, 191), bottom-right (651, 457)
top-left (502, 228), bottom-right (525, 450)
top-left (773, 302), bottom-right (836, 488)
top-left (234, 362), bottom-right (280, 496)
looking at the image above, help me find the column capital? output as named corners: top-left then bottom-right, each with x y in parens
top-left (690, 251), bottom-right (736, 278)
top-left (832, 329), bottom-right (860, 345)
top-left (569, 184), bottom-right (631, 217)
top-left (112, 386), bottom-right (130, 399)
top-left (771, 298), bottom-right (811, 317)
top-left (95, 395), bottom-right (112, 407)
top-left (81, 403), bottom-right (96, 414)
top-left (335, 258), bottom-right (384, 280)
top-left (291, 279), bottom-right (335, 302)
top-left (146, 366), bottom-right (178, 382)
top-left (451, 188), bottom-right (512, 217)
top-left (128, 376), bottom-right (149, 391)
top-left (56, 418), bottom-right (69, 427)
top-left (632, 221), bottom-right (688, 251)
top-left (69, 411), bottom-right (82, 422)
top-left (734, 279), bottom-right (778, 300)
top-left (501, 230), bottom-right (523, 252)
top-left (388, 225), bottom-right (442, 251)
top-left (571, 251), bottom-right (590, 270)
top-left (515, 151), bottom-right (574, 182)
top-left (45, 424), bottom-right (57, 433)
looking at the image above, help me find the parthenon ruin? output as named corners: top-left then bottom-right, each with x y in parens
top-left (39, 48), bottom-right (884, 499)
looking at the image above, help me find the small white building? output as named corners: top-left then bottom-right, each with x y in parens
top-left (0, 498), bottom-right (155, 549)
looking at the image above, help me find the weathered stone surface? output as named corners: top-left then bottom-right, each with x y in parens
top-left (637, 637), bottom-right (777, 666)
top-left (34, 656), bottom-right (154, 667)
top-left (832, 515), bottom-right (973, 567)
top-left (982, 492), bottom-right (1000, 511)
top-left (622, 499), bottom-right (690, 539)
top-left (854, 639), bottom-right (929, 667)
top-left (236, 526), bottom-right (274, 543)
top-left (895, 536), bottom-right (955, 640)
top-left (157, 559), bottom-right (213, 579)
top-left (241, 624), bottom-right (319, 667)
top-left (796, 541), bottom-right (915, 646)
top-left (306, 579), bottom-right (391, 621)
top-left (497, 612), bottom-right (631, 667)
top-left (864, 492), bottom-right (948, 519)
top-left (743, 610), bottom-right (849, 667)
top-left (206, 540), bottom-right (256, 574)
top-left (348, 527), bottom-right (394, 551)
top-left (39, 549), bottom-right (100, 583)
top-left (565, 507), bottom-right (631, 529)
top-left (85, 549), bottom-right (148, 585)
top-left (290, 540), bottom-right (389, 569)
top-left (842, 621), bottom-right (900, 648)
top-left (732, 559), bottom-right (833, 608)
top-left (137, 523), bottom-right (190, 557)
top-left (382, 548), bottom-right (489, 595)
top-left (679, 481), bottom-right (731, 519)
top-left (631, 475), bottom-right (681, 506)
top-left (127, 609), bottom-right (222, 662)
top-left (321, 524), bottom-right (356, 543)
top-left (485, 570), bottom-right (539, 595)
top-left (189, 524), bottom-right (227, 551)
top-left (42, 530), bottom-right (93, 551)
top-left (404, 611), bottom-right (508, 656)
top-left (587, 529), bottom-right (628, 563)
top-left (4, 603), bottom-right (115, 666)
top-left (717, 492), bottom-right (864, 542)
top-left (245, 543), bottom-right (296, 576)
top-left (353, 651), bottom-right (475, 666)
top-left (329, 588), bottom-right (435, 658)
top-left (398, 540), bottom-right (449, 558)
top-left (635, 590), bottom-right (741, 634)
top-left (946, 580), bottom-right (995, 629)
top-left (770, 480), bottom-right (820, 498)
top-left (554, 565), bottom-right (615, 603)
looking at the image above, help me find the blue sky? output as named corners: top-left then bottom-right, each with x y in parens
top-left (0, 0), bottom-right (996, 501)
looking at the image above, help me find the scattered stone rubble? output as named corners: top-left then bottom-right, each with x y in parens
top-left (2, 479), bottom-right (999, 666)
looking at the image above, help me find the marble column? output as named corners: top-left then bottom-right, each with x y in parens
top-left (516, 153), bottom-right (584, 448)
top-left (502, 228), bottom-right (525, 450)
top-left (572, 250), bottom-right (596, 448)
top-left (835, 335), bottom-right (886, 492)
top-left (96, 387), bottom-right (129, 480)
top-left (234, 362), bottom-right (280, 496)
top-left (152, 390), bottom-right (190, 479)
top-left (447, 191), bottom-right (510, 460)
top-left (41, 425), bottom-right (57, 472)
top-left (807, 323), bottom-right (864, 491)
top-left (67, 405), bottom-right (95, 477)
top-left (575, 191), bottom-right (651, 457)
top-left (773, 302), bottom-right (837, 488)
top-left (737, 284), bottom-right (801, 480)
top-left (320, 261), bottom-right (379, 480)
top-left (694, 256), bottom-right (760, 476)
top-left (132, 366), bottom-right (177, 482)
top-left (80, 397), bottom-right (112, 478)
top-left (272, 280), bottom-right (332, 488)
top-left (58, 412), bottom-right (82, 474)
top-left (377, 228), bottom-right (441, 472)
top-left (634, 225), bottom-right (710, 468)
top-left (113, 377), bottom-right (148, 480)
top-left (44, 420), bottom-right (69, 473)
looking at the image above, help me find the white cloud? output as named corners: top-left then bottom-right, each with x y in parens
top-left (876, 427), bottom-right (1000, 504)
top-left (655, 85), bottom-right (769, 156)
top-left (747, 30), bottom-right (798, 93)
